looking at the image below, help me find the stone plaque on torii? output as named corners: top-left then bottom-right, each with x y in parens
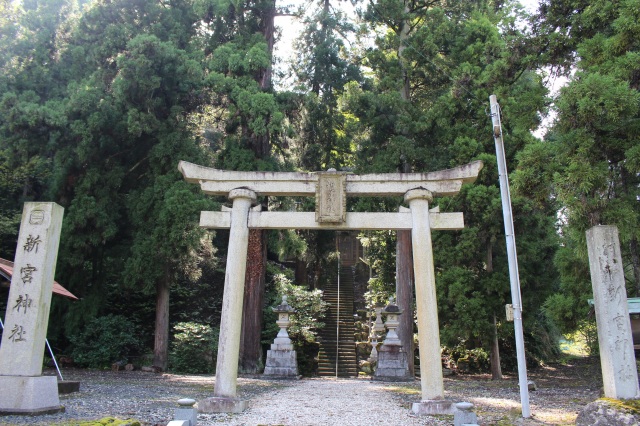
top-left (179, 160), bottom-right (483, 415)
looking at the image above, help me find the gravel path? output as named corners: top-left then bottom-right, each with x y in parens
top-left (202, 378), bottom-right (440, 426)
top-left (0, 357), bottom-right (603, 425)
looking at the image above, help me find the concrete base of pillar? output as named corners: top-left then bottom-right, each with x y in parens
top-left (0, 375), bottom-right (63, 415)
top-left (412, 399), bottom-right (455, 415)
top-left (373, 344), bottom-right (412, 381)
top-left (198, 397), bottom-right (248, 413)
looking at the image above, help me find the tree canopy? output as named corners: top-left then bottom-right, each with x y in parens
top-left (0, 0), bottom-right (632, 372)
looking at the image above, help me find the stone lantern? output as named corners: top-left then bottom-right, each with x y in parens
top-left (263, 296), bottom-right (299, 378)
top-left (373, 297), bottom-right (411, 381)
top-left (381, 297), bottom-right (402, 346)
top-left (369, 305), bottom-right (386, 363)
top-left (273, 296), bottom-right (295, 348)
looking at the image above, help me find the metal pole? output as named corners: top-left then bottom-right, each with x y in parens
top-left (336, 249), bottom-right (340, 379)
top-left (489, 94), bottom-right (531, 418)
top-left (0, 317), bottom-right (63, 381)
top-left (46, 339), bottom-right (64, 381)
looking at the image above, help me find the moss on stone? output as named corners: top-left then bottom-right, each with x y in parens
top-left (63, 417), bottom-right (142, 426)
top-left (599, 397), bottom-right (640, 414)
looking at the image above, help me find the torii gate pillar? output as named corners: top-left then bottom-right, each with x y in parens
top-left (198, 189), bottom-right (255, 414)
top-left (406, 189), bottom-right (451, 414)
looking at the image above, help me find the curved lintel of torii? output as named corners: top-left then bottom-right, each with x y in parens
top-left (178, 160), bottom-right (483, 197)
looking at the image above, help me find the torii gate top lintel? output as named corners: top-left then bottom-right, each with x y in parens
top-left (177, 160), bottom-right (483, 198)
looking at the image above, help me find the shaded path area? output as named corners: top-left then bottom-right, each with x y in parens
top-left (0, 357), bottom-right (602, 425)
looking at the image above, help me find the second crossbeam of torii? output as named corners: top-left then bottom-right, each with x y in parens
top-left (179, 160), bottom-right (483, 416)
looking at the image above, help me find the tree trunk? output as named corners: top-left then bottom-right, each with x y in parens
top-left (486, 241), bottom-right (502, 380)
top-left (238, 0), bottom-right (276, 374)
top-left (259, 0), bottom-right (275, 90)
top-left (295, 258), bottom-right (308, 286)
top-left (490, 313), bottom-right (503, 380)
top-left (398, 1), bottom-right (411, 102)
top-left (396, 229), bottom-right (415, 376)
top-left (153, 269), bottom-right (170, 371)
top-left (239, 229), bottom-right (267, 373)
top-left (395, 3), bottom-right (414, 376)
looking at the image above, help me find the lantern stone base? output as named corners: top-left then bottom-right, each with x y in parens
top-left (263, 348), bottom-right (299, 378)
top-left (57, 380), bottom-right (80, 394)
top-left (198, 397), bottom-right (248, 413)
top-left (373, 344), bottom-right (411, 381)
top-left (411, 399), bottom-right (455, 415)
top-left (0, 375), bottom-right (63, 415)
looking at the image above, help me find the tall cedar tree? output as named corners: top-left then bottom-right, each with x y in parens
top-left (521, 0), bottom-right (640, 334)
top-left (200, 0), bottom-right (288, 373)
top-left (348, 0), bottom-right (556, 375)
top-left (0, 0), bottom-right (217, 370)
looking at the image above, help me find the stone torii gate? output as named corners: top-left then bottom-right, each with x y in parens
top-left (179, 160), bottom-right (483, 415)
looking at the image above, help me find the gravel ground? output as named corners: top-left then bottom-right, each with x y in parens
top-left (0, 357), bottom-right (602, 426)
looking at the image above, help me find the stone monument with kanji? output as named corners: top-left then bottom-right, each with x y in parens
top-left (0, 202), bottom-right (64, 414)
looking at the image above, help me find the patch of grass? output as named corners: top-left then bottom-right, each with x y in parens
top-left (559, 335), bottom-right (589, 357)
top-left (48, 418), bottom-right (141, 426)
top-left (384, 385), bottom-right (421, 396)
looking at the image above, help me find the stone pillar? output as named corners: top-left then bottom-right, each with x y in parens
top-left (200, 189), bottom-right (256, 413)
top-left (586, 225), bottom-right (640, 399)
top-left (0, 202), bottom-right (64, 414)
top-left (405, 189), bottom-right (452, 415)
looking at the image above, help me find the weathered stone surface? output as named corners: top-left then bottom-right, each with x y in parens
top-left (179, 160), bottom-right (483, 197)
top-left (0, 203), bottom-right (64, 415)
top-left (587, 226), bottom-right (640, 399)
top-left (0, 376), bottom-right (63, 414)
top-left (264, 349), bottom-right (298, 377)
top-left (214, 189), bottom-right (256, 400)
top-left (373, 345), bottom-right (411, 381)
top-left (200, 211), bottom-right (464, 231)
top-left (0, 203), bottom-right (64, 377)
top-left (406, 189), bottom-right (445, 401)
top-left (576, 400), bottom-right (640, 426)
top-left (412, 399), bottom-right (455, 415)
top-left (173, 398), bottom-right (197, 426)
top-left (198, 397), bottom-right (248, 414)
top-left (454, 402), bottom-right (477, 426)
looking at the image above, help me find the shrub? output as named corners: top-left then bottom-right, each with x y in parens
top-left (69, 315), bottom-right (143, 369)
top-left (169, 322), bottom-right (218, 374)
top-left (442, 342), bottom-right (490, 373)
top-left (262, 267), bottom-right (327, 375)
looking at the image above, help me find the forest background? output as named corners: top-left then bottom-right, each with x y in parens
top-left (0, 0), bottom-right (638, 377)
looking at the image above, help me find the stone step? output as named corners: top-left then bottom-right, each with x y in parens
top-left (318, 264), bottom-right (358, 377)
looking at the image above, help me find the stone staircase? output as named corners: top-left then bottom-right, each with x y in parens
top-left (317, 266), bottom-right (358, 377)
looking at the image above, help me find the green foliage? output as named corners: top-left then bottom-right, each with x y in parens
top-left (442, 343), bottom-right (490, 373)
top-left (169, 322), bottom-right (219, 374)
top-left (565, 319), bottom-right (599, 356)
top-left (523, 0), bottom-right (640, 335)
top-left (364, 277), bottom-right (394, 309)
top-left (69, 315), bottom-right (143, 368)
top-left (262, 264), bottom-right (327, 375)
top-left (263, 267), bottom-right (328, 343)
top-left (348, 0), bottom-right (557, 367)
